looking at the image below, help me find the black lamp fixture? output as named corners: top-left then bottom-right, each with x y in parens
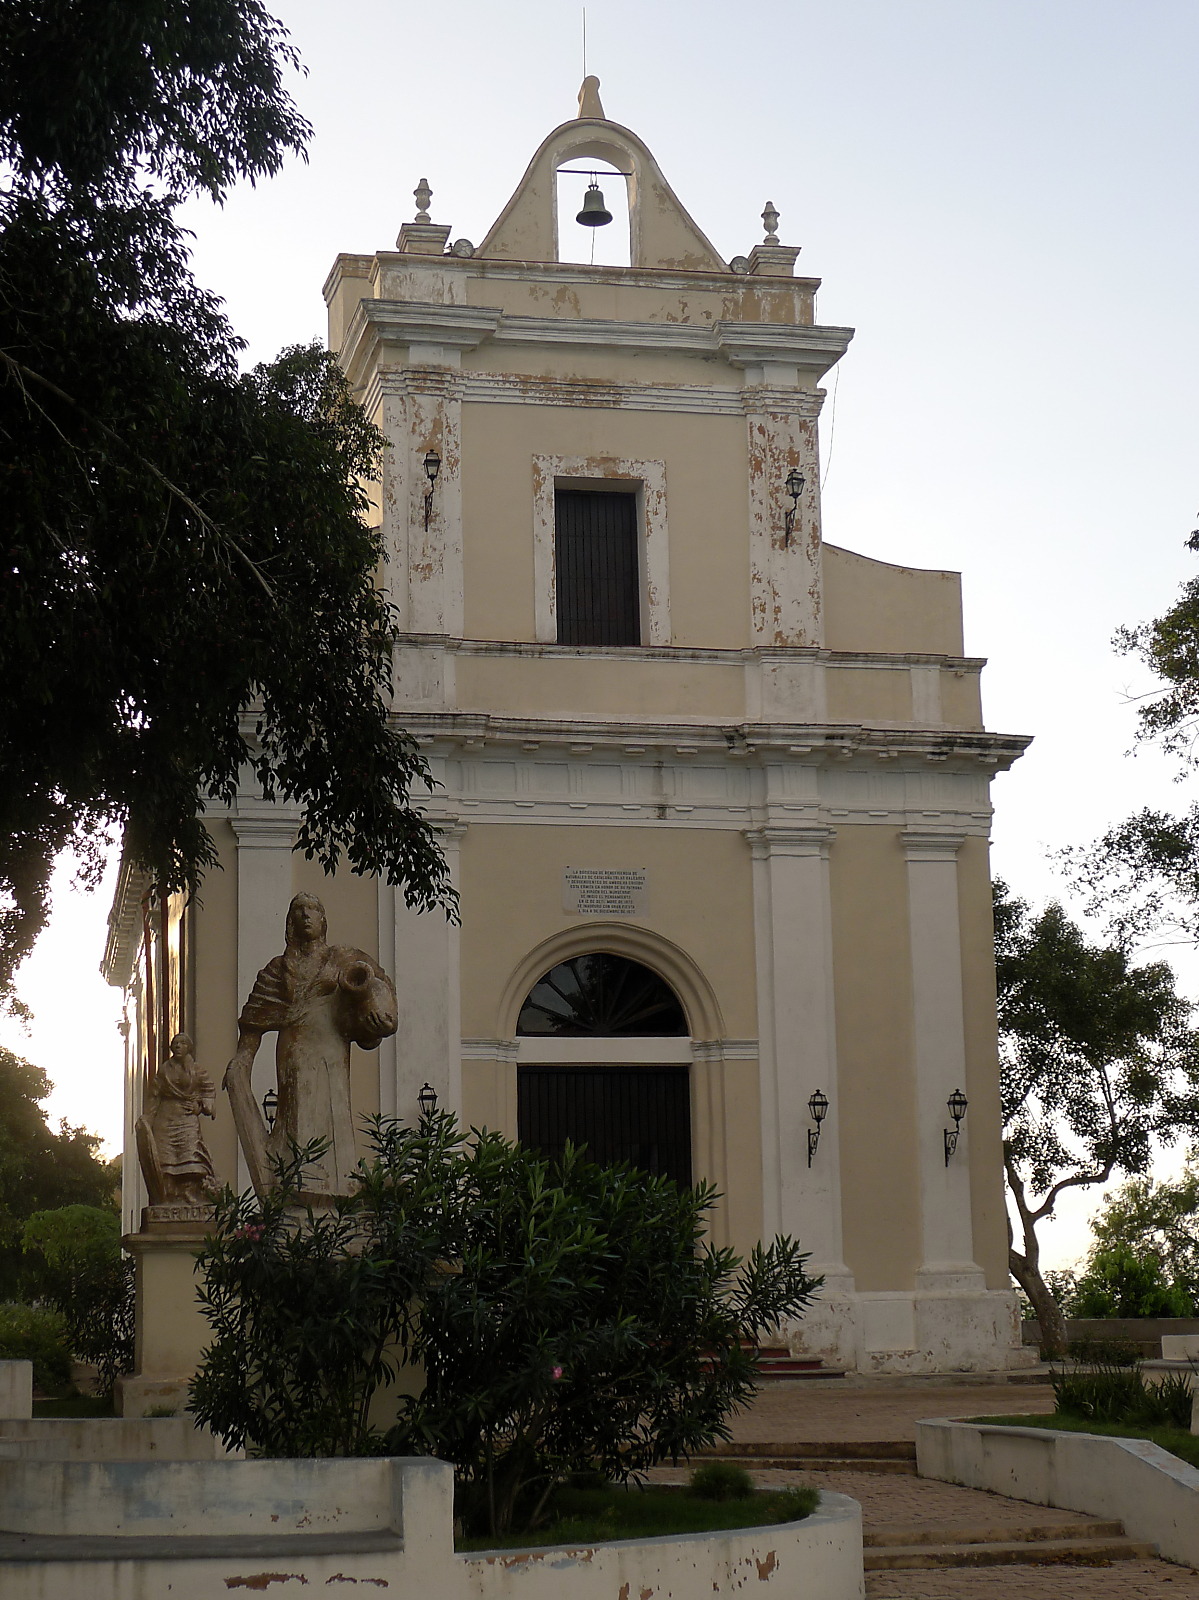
top-left (261, 1086), bottom-right (278, 1133)
top-left (423, 448), bottom-right (441, 530)
top-left (417, 1081), bottom-right (439, 1120)
top-left (943, 1088), bottom-right (968, 1165)
top-left (783, 467), bottom-right (806, 546)
top-left (806, 1088), bottom-right (829, 1167)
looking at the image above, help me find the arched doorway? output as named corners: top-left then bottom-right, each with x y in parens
top-left (516, 953), bottom-right (692, 1185)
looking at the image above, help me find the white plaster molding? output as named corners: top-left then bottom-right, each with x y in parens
top-left (460, 373), bottom-right (745, 416)
top-left (514, 1037), bottom-right (693, 1064)
top-left (531, 454), bottom-right (670, 647)
top-left (388, 824), bottom-right (464, 1124)
top-left (910, 663), bottom-right (943, 726)
top-left (102, 855), bottom-right (153, 988)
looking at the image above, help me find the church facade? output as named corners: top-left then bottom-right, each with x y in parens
top-left (107, 82), bottom-right (1032, 1380)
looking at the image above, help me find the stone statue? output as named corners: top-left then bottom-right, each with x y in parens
top-left (135, 1033), bottom-right (217, 1206)
top-left (223, 892), bottom-right (399, 1198)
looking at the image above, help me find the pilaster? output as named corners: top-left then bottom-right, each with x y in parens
top-left (900, 829), bottom-right (985, 1289)
top-left (385, 822), bottom-right (465, 1124)
top-left (746, 825), bottom-right (852, 1281)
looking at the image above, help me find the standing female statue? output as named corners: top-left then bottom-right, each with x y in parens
top-left (223, 892), bottom-right (399, 1197)
top-left (135, 1032), bottom-right (217, 1206)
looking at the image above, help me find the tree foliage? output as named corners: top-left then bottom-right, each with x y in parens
top-left (1086, 1163), bottom-right (1199, 1308)
top-left (1068, 524), bottom-right (1199, 944)
top-left (0, 0), bottom-right (452, 1004)
top-left (190, 1116), bottom-right (821, 1538)
top-left (1070, 1244), bottom-right (1193, 1319)
top-left (0, 1046), bottom-right (117, 1290)
top-left (994, 880), bottom-right (1199, 1354)
top-left (22, 1204), bottom-right (135, 1396)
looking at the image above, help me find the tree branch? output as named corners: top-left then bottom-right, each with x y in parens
top-left (0, 347), bottom-right (275, 598)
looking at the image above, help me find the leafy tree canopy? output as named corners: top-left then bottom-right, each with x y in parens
top-left (0, 1046), bottom-right (116, 1289)
top-left (0, 0), bottom-right (452, 1005)
top-left (1070, 1244), bottom-right (1193, 1319)
top-left (1067, 525), bottom-right (1199, 945)
top-left (1087, 1162), bottom-right (1199, 1308)
top-left (994, 879), bottom-right (1199, 1353)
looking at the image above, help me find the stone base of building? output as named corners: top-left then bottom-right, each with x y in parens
top-left (787, 1276), bottom-right (1035, 1375)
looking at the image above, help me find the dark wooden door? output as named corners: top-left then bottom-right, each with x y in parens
top-left (554, 489), bottom-right (640, 646)
top-left (518, 1064), bottom-right (692, 1185)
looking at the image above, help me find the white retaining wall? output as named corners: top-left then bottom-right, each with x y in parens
top-left (0, 1455), bottom-right (865, 1600)
top-left (917, 1418), bottom-right (1199, 1570)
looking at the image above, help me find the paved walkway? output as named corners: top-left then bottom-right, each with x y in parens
top-left (726, 1379), bottom-right (1056, 1442)
top-left (686, 1382), bottom-right (1199, 1597)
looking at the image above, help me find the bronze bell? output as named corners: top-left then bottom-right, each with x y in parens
top-left (576, 181), bottom-right (613, 227)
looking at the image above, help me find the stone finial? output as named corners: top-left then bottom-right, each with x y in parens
top-left (414, 178), bottom-right (433, 222)
top-left (578, 75), bottom-right (606, 119)
top-left (762, 202), bottom-right (780, 244)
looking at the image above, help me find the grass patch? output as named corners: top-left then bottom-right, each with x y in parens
top-left (455, 1482), bottom-right (819, 1552)
top-left (966, 1413), bottom-right (1199, 1471)
top-left (32, 1394), bottom-right (114, 1419)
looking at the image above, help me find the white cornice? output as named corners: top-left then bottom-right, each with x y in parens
top-left (370, 250), bottom-right (823, 295)
top-left (102, 854), bottom-right (152, 988)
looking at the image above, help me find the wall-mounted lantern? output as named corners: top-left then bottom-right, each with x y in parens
top-left (783, 467), bottom-right (806, 546)
top-left (806, 1088), bottom-right (829, 1167)
top-left (418, 1081), bottom-right (439, 1120)
top-left (261, 1086), bottom-right (278, 1133)
top-left (944, 1089), bottom-right (968, 1165)
top-left (423, 448), bottom-right (441, 530)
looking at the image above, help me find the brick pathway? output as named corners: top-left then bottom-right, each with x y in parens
top-left (867, 1564), bottom-right (1199, 1596)
top-left (726, 1381), bottom-right (1056, 1442)
top-left (673, 1383), bottom-right (1199, 1597)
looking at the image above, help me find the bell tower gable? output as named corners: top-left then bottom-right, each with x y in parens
top-left (477, 80), bottom-right (726, 272)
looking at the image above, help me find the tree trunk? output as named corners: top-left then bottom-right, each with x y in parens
top-left (1008, 1243), bottom-right (1068, 1359)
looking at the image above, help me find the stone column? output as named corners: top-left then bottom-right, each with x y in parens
top-left (383, 822), bottom-right (464, 1124)
top-left (229, 807), bottom-right (300, 1191)
top-left (901, 829), bottom-right (985, 1288)
top-left (748, 825), bottom-right (854, 1357)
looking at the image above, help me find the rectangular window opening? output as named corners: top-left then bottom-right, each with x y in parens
top-left (554, 487), bottom-right (641, 647)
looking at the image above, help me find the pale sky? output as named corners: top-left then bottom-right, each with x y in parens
top-left (5, 0), bottom-right (1199, 1270)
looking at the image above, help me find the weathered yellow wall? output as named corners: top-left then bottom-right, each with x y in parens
top-left (460, 405), bottom-right (748, 649)
top-left (823, 544), bottom-right (964, 657)
top-left (457, 824), bottom-right (757, 1038)
top-left (826, 666), bottom-right (913, 725)
top-left (830, 827), bottom-right (922, 1290)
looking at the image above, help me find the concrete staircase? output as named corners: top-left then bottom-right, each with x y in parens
top-left (695, 1440), bottom-right (918, 1474)
top-left (751, 1345), bottom-right (846, 1381)
top-left (863, 1515), bottom-right (1156, 1577)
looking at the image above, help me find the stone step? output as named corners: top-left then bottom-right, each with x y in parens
top-left (864, 1534), bottom-right (1157, 1571)
top-left (863, 1519), bottom-right (1126, 1548)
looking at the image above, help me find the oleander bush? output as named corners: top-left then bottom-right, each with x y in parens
top-left (191, 1114), bottom-right (822, 1538)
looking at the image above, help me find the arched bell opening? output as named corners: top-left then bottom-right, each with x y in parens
top-left (554, 158), bottom-right (631, 268)
top-left (515, 952), bottom-right (692, 1184)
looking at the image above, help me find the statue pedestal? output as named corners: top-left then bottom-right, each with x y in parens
top-left (116, 1212), bottom-right (214, 1418)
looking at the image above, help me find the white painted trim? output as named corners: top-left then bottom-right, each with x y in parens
top-left (513, 1037), bottom-right (692, 1063)
top-left (531, 454), bottom-right (670, 647)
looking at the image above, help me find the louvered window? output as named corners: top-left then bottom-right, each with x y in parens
top-left (554, 488), bottom-right (641, 646)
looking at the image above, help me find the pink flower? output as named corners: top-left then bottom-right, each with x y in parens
top-left (551, 1365), bottom-right (563, 1380)
top-left (234, 1224), bottom-right (265, 1242)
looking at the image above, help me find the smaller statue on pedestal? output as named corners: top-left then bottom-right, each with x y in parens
top-left (135, 1032), bottom-right (218, 1207)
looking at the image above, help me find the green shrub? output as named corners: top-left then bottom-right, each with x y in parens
top-left (1067, 1335), bottom-right (1142, 1367)
top-left (191, 1115), bottom-right (822, 1540)
top-left (0, 1302), bottom-right (72, 1393)
top-left (688, 1461), bottom-right (754, 1501)
top-left (22, 1205), bottom-right (134, 1397)
top-left (1053, 1360), bottom-right (1197, 1429)
top-left (766, 1485), bottom-right (820, 1523)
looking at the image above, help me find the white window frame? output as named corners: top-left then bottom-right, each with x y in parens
top-left (531, 454), bottom-right (670, 647)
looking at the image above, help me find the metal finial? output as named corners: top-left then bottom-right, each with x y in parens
top-left (414, 178), bottom-right (433, 222)
top-left (762, 202), bottom-right (780, 244)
